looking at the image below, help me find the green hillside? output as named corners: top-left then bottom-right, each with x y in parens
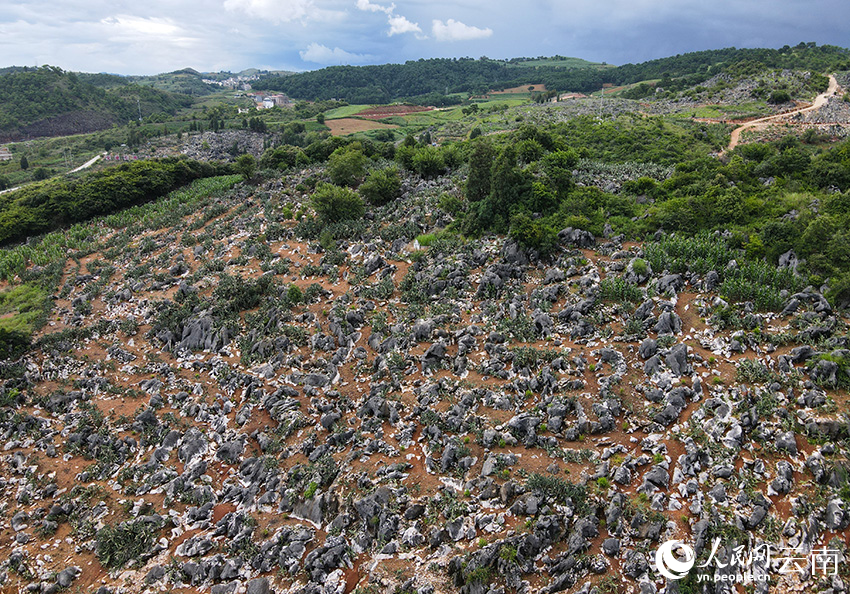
top-left (254, 43), bottom-right (850, 104)
top-left (0, 66), bottom-right (194, 141)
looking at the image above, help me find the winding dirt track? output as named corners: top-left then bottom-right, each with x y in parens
top-left (722, 75), bottom-right (840, 154)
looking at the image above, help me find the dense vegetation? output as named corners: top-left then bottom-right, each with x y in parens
top-left (254, 43), bottom-right (850, 103)
top-left (0, 158), bottom-right (230, 245)
top-left (269, 113), bottom-right (850, 308)
top-left (0, 66), bottom-right (194, 140)
top-left (610, 42), bottom-right (850, 86)
top-left (448, 117), bottom-right (850, 306)
top-left (254, 58), bottom-right (525, 103)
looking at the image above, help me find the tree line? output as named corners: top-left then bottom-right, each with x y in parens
top-left (253, 43), bottom-right (850, 103)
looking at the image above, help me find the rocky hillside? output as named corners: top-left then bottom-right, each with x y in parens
top-left (0, 163), bottom-right (847, 594)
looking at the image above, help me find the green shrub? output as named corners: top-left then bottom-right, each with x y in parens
top-left (0, 328), bottom-right (30, 360)
top-left (359, 167), bottom-right (402, 206)
top-left (509, 212), bottom-right (557, 256)
top-left (412, 146), bottom-right (446, 178)
top-left (259, 145), bottom-right (304, 170)
top-left (511, 346), bottom-right (561, 369)
top-left (286, 284), bottom-right (303, 304)
top-left (327, 146), bottom-right (367, 187)
top-left (304, 481), bottom-right (319, 499)
top-left (526, 473), bottom-right (588, 514)
top-left (768, 90), bottom-right (791, 104)
top-left (311, 183), bottom-right (365, 224)
top-left (438, 193), bottom-right (464, 216)
top-left (599, 276), bottom-right (643, 303)
top-left (234, 154), bottom-right (256, 181)
top-left (96, 519), bottom-right (162, 568)
top-left (0, 158), bottom-right (229, 246)
top-left (631, 257), bottom-right (649, 278)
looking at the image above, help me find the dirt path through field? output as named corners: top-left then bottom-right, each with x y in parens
top-left (0, 151), bottom-right (106, 196)
top-left (68, 152), bottom-right (104, 173)
top-left (722, 74), bottom-right (840, 155)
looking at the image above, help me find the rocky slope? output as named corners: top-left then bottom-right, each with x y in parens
top-left (0, 169), bottom-right (848, 594)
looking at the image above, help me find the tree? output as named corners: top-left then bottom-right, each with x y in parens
top-left (316, 113), bottom-right (325, 125)
top-left (0, 176), bottom-right (9, 191)
top-left (234, 154), bottom-right (257, 181)
top-left (19, 155), bottom-right (28, 170)
top-left (487, 145), bottom-right (533, 232)
top-left (466, 140), bottom-right (494, 202)
top-left (311, 183), bottom-right (365, 224)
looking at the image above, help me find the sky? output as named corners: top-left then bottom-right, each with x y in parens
top-left (1, 0), bottom-right (848, 75)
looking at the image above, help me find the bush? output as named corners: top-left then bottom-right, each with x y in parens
top-left (631, 257), bottom-right (649, 278)
top-left (509, 212), bottom-right (557, 256)
top-left (96, 519), bottom-right (162, 568)
top-left (259, 145), bottom-right (304, 170)
top-left (359, 167), bottom-right (402, 206)
top-left (286, 284), bottom-right (303, 304)
top-left (412, 146), bottom-right (446, 178)
top-left (438, 193), bottom-right (464, 216)
top-left (311, 183), bottom-right (365, 224)
top-left (526, 473), bottom-right (588, 513)
top-left (327, 146), bottom-right (367, 187)
top-left (768, 90), bottom-right (791, 104)
top-left (0, 329), bottom-right (30, 360)
top-left (599, 276), bottom-right (643, 303)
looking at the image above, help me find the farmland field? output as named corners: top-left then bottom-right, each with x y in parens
top-left (355, 105), bottom-right (434, 119)
top-left (324, 117), bottom-right (399, 136)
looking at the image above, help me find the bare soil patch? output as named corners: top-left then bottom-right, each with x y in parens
top-left (325, 118), bottom-right (399, 136)
top-left (492, 84), bottom-right (547, 94)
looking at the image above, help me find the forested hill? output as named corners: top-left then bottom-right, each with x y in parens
top-left (254, 42), bottom-right (850, 103)
top-left (252, 57), bottom-right (608, 103)
top-left (609, 42), bottom-right (850, 85)
top-left (0, 66), bottom-right (194, 141)
top-left (254, 58), bottom-right (531, 104)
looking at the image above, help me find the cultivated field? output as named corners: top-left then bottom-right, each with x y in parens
top-left (324, 117), bottom-right (399, 136)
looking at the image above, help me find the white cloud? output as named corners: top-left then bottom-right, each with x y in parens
top-left (387, 14), bottom-right (422, 36)
top-left (299, 42), bottom-right (370, 64)
top-left (355, 0), bottom-right (422, 37)
top-left (223, 0), bottom-right (313, 23)
top-left (432, 18), bottom-right (492, 42)
top-left (355, 0), bottom-right (394, 15)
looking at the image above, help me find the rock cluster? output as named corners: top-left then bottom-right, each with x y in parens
top-left (0, 166), bottom-right (848, 594)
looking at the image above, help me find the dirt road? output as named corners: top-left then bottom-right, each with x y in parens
top-left (722, 75), bottom-right (840, 154)
top-left (0, 152), bottom-right (105, 196)
top-left (68, 152), bottom-right (104, 173)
